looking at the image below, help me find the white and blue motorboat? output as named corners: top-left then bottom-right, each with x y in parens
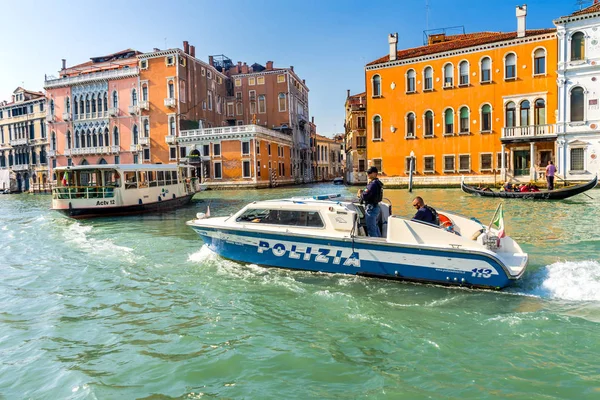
top-left (187, 195), bottom-right (528, 290)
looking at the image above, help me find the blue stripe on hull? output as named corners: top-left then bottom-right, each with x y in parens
top-left (191, 226), bottom-right (512, 289)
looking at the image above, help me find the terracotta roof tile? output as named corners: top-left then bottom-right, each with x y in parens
top-left (348, 92), bottom-right (366, 99)
top-left (569, 2), bottom-right (600, 16)
top-left (367, 29), bottom-right (556, 66)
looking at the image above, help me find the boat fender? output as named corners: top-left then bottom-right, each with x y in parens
top-left (139, 199), bottom-right (143, 205)
top-left (471, 229), bottom-right (484, 241)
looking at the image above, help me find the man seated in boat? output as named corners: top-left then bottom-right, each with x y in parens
top-left (476, 183), bottom-right (493, 192)
top-left (411, 196), bottom-right (439, 225)
top-left (527, 182), bottom-right (540, 192)
top-left (518, 183), bottom-right (530, 192)
top-left (502, 182), bottom-right (513, 192)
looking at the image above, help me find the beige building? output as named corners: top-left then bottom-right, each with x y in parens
top-left (315, 134), bottom-right (344, 181)
top-left (344, 91), bottom-right (367, 184)
top-left (0, 87), bottom-right (48, 192)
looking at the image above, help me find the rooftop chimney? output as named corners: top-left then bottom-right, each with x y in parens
top-left (209, 55), bottom-right (214, 66)
top-left (347, 89), bottom-right (350, 98)
top-left (516, 5), bottom-right (527, 38)
top-left (61, 59), bottom-right (66, 70)
top-left (241, 62), bottom-right (249, 74)
top-left (190, 45), bottom-right (196, 57)
top-left (183, 41), bottom-right (189, 54)
top-left (388, 33), bottom-right (398, 61)
top-left (266, 61), bottom-right (274, 70)
top-left (290, 65), bottom-right (294, 72)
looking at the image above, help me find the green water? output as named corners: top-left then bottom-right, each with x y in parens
top-left (1, 185), bottom-right (600, 399)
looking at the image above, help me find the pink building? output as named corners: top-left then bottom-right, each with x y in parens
top-left (44, 50), bottom-right (142, 176)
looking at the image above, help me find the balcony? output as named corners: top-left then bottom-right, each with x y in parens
top-left (164, 98), bottom-right (176, 108)
top-left (47, 112), bottom-right (56, 123)
top-left (165, 135), bottom-right (176, 144)
top-left (139, 137), bottom-right (150, 146)
top-left (139, 100), bottom-right (149, 110)
top-left (128, 105), bottom-right (139, 115)
top-left (12, 164), bottom-right (29, 171)
top-left (63, 146), bottom-right (120, 156)
top-left (44, 66), bottom-right (140, 89)
top-left (9, 138), bottom-right (28, 146)
top-left (129, 144), bottom-right (141, 152)
top-left (48, 150), bottom-right (56, 157)
top-left (501, 124), bottom-right (557, 142)
top-left (62, 111), bottom-right (72, 121)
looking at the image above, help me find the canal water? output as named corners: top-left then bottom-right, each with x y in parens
top-left (1, 185), bottom-right (599, 399)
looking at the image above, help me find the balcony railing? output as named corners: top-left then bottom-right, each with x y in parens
top-left (179, 124), bottom-right (294, 144)
top-left (63, 111), bottom-right (72, 121)
top-left (165, 135), bottom-right (176, 144)
top-left (44, 66), bottom-right (140, 89)
top-left (12, 164), bottom-right (29, 171)
top-left (164, 98), bottom-right (176, 108)
top-left (64, 146), bottom-right (120, 156)
top-left (139, 137), bottom-right (150, 145)
top-left (108, 108), bottom-right (118, 117)
top-left (129, 144), bottom-right (141, 152)
top-left (128, 105), bottom-right (139, 115)
top-left (139, 100), bottom-right (149, 110)
top-left (48, 150), bottom-right (56, 157)
top-left (502, 124), bottom-right (556, 139)
top-left (9, 138), bottom-right (28, 146)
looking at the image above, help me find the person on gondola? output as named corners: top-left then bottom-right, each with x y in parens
top-left (502, 182), bottom-right (513, 192)
top-left (546, 160), bottom-right (557, 190)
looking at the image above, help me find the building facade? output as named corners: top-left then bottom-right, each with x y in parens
top-left (365, 7), bottom-right (558, 185)
top-left (0, 88), bottom-right (48, 192)
top-left (315, 134), bottom-right (344, 181)
top-left (554, 2), bottom-right (600, 180)
top-left (225, 61), bottom-right (312, 182)
top-left (344, 91), bottom-right (367, 184)
top-left (44, 50), bottom-right (141, 174)
top-left (179, 124), bottom-right (293, 188)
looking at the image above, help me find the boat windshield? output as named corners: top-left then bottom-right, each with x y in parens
top-left (236, 208), bottom-right (324, 228)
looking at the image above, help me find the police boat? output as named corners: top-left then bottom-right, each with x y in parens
top-left (186, 195), bottom-right (528, 290)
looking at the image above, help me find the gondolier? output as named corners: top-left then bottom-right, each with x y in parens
top-left (546, 160), bottom-right (557, 190)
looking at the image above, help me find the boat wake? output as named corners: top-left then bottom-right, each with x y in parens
top-left (62, 222), bottom-right (135, 261)
top-left (517, 260), bottom-right (600, 302)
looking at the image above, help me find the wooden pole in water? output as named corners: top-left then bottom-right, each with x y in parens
top-left (408, 151), bottom-right (415, 193)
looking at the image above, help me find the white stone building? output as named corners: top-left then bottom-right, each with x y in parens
top-left (555, 2), bottom-right (600, 181)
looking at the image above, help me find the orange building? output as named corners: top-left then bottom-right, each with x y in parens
top-left (365, 6), bottom-right (558, 184)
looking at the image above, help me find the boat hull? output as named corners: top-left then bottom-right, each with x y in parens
top-left (461, 175), bottom-right (597, 200)
top-left (190, 225), bottom-right (521, 290)
top-left (55, 193), bottom-right (195, 218)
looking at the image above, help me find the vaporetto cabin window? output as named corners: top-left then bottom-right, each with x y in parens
top-left (236, 208), bottom-right (324, 228)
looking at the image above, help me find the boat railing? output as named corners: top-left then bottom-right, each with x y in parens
top-left (52, 186), bottom-right (117, 200)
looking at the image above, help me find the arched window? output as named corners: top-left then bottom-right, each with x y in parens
top-left (406, 69), bottom-right (416, 92)
top-left (520, 100), bottom-right (530, 126)
top-left (373, 115), bottom-right (381, 139)
top-left (50, 100), bottom-right (54, 116)
top-left (97, 94), bottom-right (103, 113)
top-left (80, 97), bottom-right (84, 116)
top-left (481, 57), bottom-right (491, 83)
top-left (459, 107), bottom-right (469, 133)
top-left (534, 48), bottom-right (546, 75)
top-left (85, 95), bottom-right (90, 114)
top-left (99, 158), bottom-right (107, 164)
top-left (571, 87), bottom-right (584, 121)
top-left (406, 112), bottom-right (415, 137)
top-left (74, 96), bottom-right (78, 115)
top-left (372, 75), bottom-right (381, 97)
top-left (91, 94), bottom-right (96, 113)
top-left (481, 104), bottom-right (492, 132)
top-left (258, 94), bottom-right (266, 113)
top-left (444, 109), bottom-right (454, 134)
top-left (104, 128), bottom-right (109, 146)
top-left (459, 61), bottom-right (469, 85)
top-left (103, 92), bottom-right (108, 111)
top-left (66, 130), bottom-right (71, 149)
top-left (443, 63), bottom-right (453, 87)
top-left (505, 53), bottom-right (516, 79)
top-left (143, 119), bottom-right (150, 137)
top-left (278, 93), bottom-right (286, 112)
top-left (505, 102), bottom-right (516, 128)
top-left (168, 81), bottom-right (174, 98)
top-left (169, 117), bottom-right (176, 136)
top-left (88, 129), bottom-right (93, 147)
top-left (51, 132), bottom-right (56, 150)
top-left (112, 91), bottom-right (118, 108)
top-left (81, 129), bottom-right (86, 148)
top-left (424, 67), bottom-right (433, 90)
top-left (113, 127), bottom-right (120, 146)
top-left (424, 111), bottom-right (433, 136)
top-left (98, 129), bottom-right (103, 146)
top-left (92, 129), bottom-right (98, 147)
top-left (142, 84), bottom-right (148, 101)
top-left (75, 130), bottom-right (80, 148)
top-left (534, 99), bottom-right (546, 125)
top-left (131, 89), bottom-right (137, 106)
top-left (133, 125), bottom-right (139, 145)
top-left (571, 32), bottom-right (585, 61)
top-left (80, 159), bottom-right (89, 166)
top-left (65, 97), bottom-right (70, 114)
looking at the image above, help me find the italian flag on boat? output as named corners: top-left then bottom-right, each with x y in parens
top-left (492, 204), bottom-right (506, 238)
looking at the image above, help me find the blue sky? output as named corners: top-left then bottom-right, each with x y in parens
top-left (0, 0), bottom-right (584, 135)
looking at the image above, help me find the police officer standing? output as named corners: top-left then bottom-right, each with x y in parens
top-left (357, 166), bottom-right (384, 237)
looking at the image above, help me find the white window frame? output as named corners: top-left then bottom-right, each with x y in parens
top-left (278, 93), bottom-right (286, 112)
top-left (404, 156), bottom-right (416, 174)
top-left (234, 78), bottom-right (241, 87)
top-left (443, 107), bottom-right (454, 136)
top-left (372, 114), bottom-right (382, 141)
top-left (479, 152), bottom-right (493, 172)
top-left (213, 142), bottom-right (222, 157)
top-left (443, 155), bottom-right (455, 173)
top-left (569, 146), bottom-right (586, 173)
top-left (372, 158), bottom-right (383, 174)
top-left (443, 63), bottom-right (454, 89)
top-left (480, 56), bottom-right (492, 84)
top-left (496, 152), bottom-right (509, 170)
top-left (570, 31), bottom-right (586, 62)
top-left (258, 94), bottom-right (266, 114)
top-left (458, 106), bottom-right (470, 135)
top-left (405, 112), bottom-right (416, 138)
top-left (406, 69), bottom-right (416, 93)
top-left (372, 74), bottom-right (382, 98)
top-left (257, 76), bottom-right (265, 85)
top-left (423, 155), bottom-right (435, 174)
top-left (423, 66), bottom-right (434, 91)
top-left (277, 74), bottom-right (286, 83)
top-left (166, 77), bottom-right (175, 99)
top-left (458, 60), bottom-right (470, 86)
top-left (248, 77), bottom-right (256, 86)
top-left (480, 103), bottom-right (493, 133)
top-left (423, 110), bottom-right (435, 137)
top-left (458, 154), bottom-right (471, 172)
top-left (169, 146), bottom-right (176, 160)
top-left (140, 60), bottom-right (148, 70)
top-left (165, 56), bottom-right (175, 66)
top-left (504, 52), bottom-right (517, 81)
top-left (532, 47), bottom-right (547, 76)
top-left (213, 161), bottom-right (223, 179)
top-left (242, 159), bottom-right (252, 178)
top-left (569, 86), bottom-right (586, 123)
top-left (241, 141), bottom-right (250, 156)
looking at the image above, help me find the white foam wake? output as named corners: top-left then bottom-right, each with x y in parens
top-left (526, 260), bottom-right (600, 301)
top-left (62, 222), bottom-right (135, 260)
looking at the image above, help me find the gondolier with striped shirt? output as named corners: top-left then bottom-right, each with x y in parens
top-left (357, 166), bottom-right (384, 237)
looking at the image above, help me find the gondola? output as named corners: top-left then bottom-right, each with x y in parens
top-left (461, 175), bottom-right (597, 200)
